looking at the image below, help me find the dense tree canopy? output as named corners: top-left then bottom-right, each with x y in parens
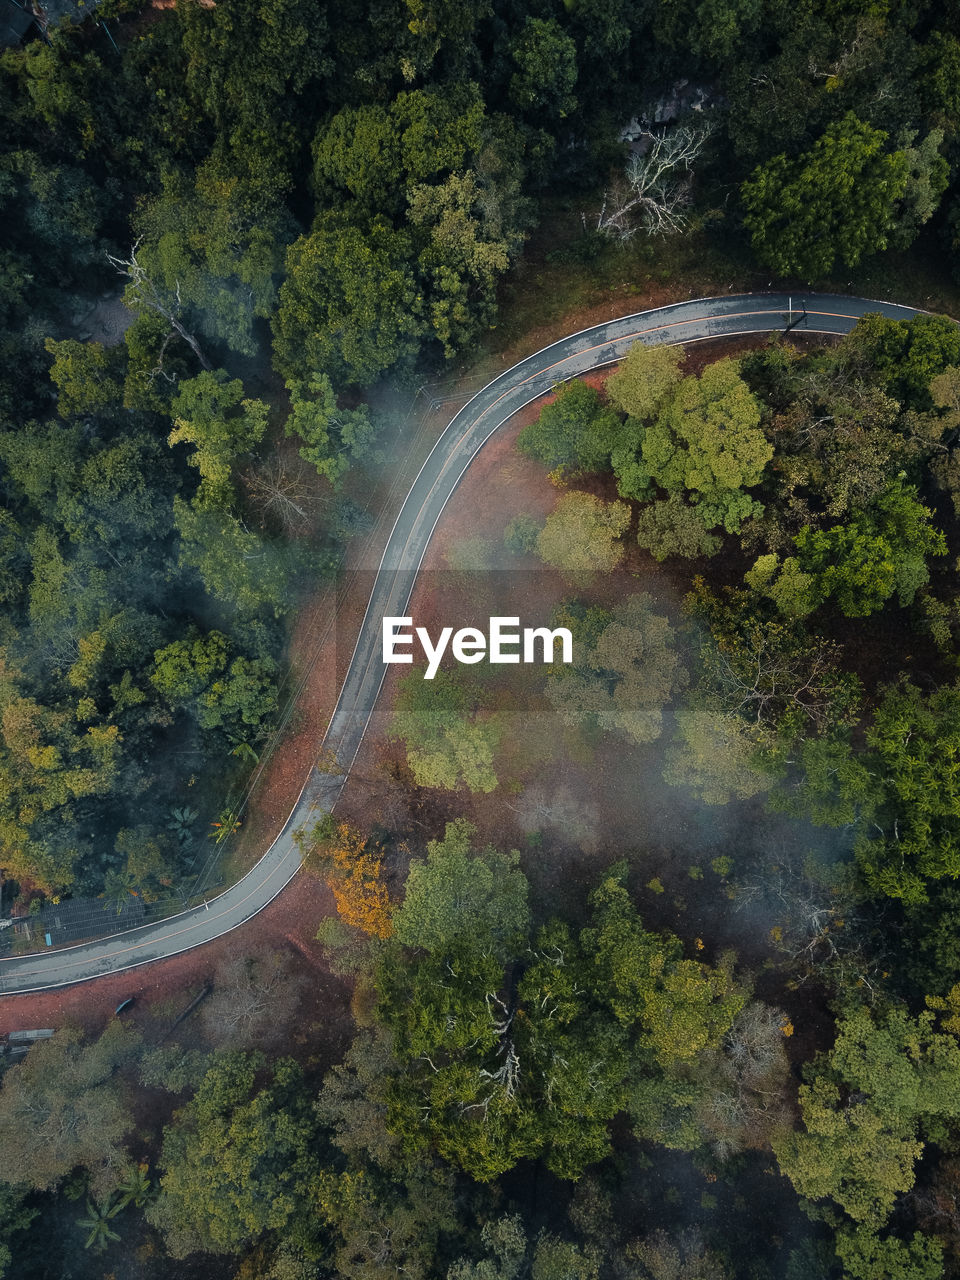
top-left (4, 0), bottom-right (960, 1272)
top-left (547, 594), bottom-right (686, 744)
top-left (0, 1023), bottom-right (141, 1195)
top-left (374, 857), bottom-right (750, 1182)
top-left (147, 1053), bottom-right (325, 1257)
top-left (536, 492), bottom-right (631, 584)
top-left (742, 114), bottom-right (915, 278)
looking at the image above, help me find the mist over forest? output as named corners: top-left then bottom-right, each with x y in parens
top-left (4, 0), bottom-right (960, 1276)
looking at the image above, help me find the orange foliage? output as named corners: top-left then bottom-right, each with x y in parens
top-left (324, 823), bottom-right (393, 939)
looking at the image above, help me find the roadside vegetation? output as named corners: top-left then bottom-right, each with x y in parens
top-left (4, 0), bottom-right (960, 1276)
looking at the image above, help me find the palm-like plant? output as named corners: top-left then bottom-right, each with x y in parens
top-left (76, 1196), bottom-right (122, 1252)
top-left (100, 870), bottom-right (139, 915)
top-left (167, 806), bottom-right (199, 845)
top-left (116, 1163), bottom-right (154, 1209)
top-left (229, 739), bottom-right (259, 765)
top-left (208, 807), bottom-right (241, 844)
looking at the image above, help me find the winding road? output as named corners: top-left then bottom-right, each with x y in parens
top-left (0, 292), bottom-right (926, 994)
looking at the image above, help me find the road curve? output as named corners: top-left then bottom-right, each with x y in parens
top-left (0, 292), bottom-right (927, 994)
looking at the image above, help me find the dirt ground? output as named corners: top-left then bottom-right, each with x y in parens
top-left (0, 870), bottom-right (350, 1059)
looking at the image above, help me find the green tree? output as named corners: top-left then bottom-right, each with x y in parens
top-left (391, 670), bottom-right (500, 794)
top-left (793, 482), bottom-right (945, 618)
top-left (392, 818), bottom-right (529, 960)
top-left (409, 170), bottom-right (520, 358)
top-left (448, 1215), bottom-right (601, 1280)
top-left (311, 103), bottom-right (403, 212)
top-left (147, 1053), bottom-right (324, 1258)
top-left (606, 342), bottom-right (684, 422)
top-left (315, 1159), bottom-right (460, 1280)
top-left (636, 358), bottom-right (770, 533)
top-left (0, 648), bottom-right (125, 891)
top-left (374, 861), bottom-right (751, 1184)
top-left (152, 627), bottom-right (279, 739)
top-left (44, 339), bottom-right (124, 418)
top-left (150, 630), bottom-right (230, 705)
top-left (794, 526), bottom-right (894, 617)
top-left (448, 1215), bottom-right (528, 1280)
top-left (376, 941), bottom-right (539, 1181)
top-left (742, 113), bottom-right (911, 277)
top-left (173, 499), bottom-right (294, 618)
top-left (504, 514), bottom-right (541, 554)
top-left (635, 494), bottom-right (723, 561)
top-left (134, 166), bottom-right (291, 358)
top-left (168, 370), bottom-right (269, 512)
top-left (174, 0), bottom-right (331, 207)
top-left (763, 372), bottom-right (929, 536)
top-left (273, 212), bottom-right (424, 386)
top-left (114, 826), bottom-right (176, 902)
top-left (892, 128), bottom-right (949, 250)
top-left (854, 678), bottom-right (960, 903)
top-left (377, 909), bottom-right (629, 1181)
top-left (536, 492), bottom-right (631, 585)
top-left (0, 1023), bottom-right (140, 1195)
top-left (198, 655), bottom-right (278, 737)
top-left (122, 309), bottom-right (192, 413)
top-left (775, 1006), bottom-right (960, 1230)
top-left (285, 373), bottom-right (382, 488)
top-left (508, 18), bottom-right (578, 122)
top-left (515, 920), bottom-right (636, 1177)
top-left (583, 871), bottom-right (745, 1068)
top-left (75, 1197), bottom-right (122, 1253)
top-left (115, 1163), bottom-right (154, 1210)
top-left (531, 1233), bottom-right (602, 1280)
top-left (664, 708), bottom-right (772, 805)
top-left (309, 87), bottom-right (528, 361)
top-left (547, 594), bottom-right (686, 744)
top-left (516, 380), bottom-right (621, 478)
top-left (843, 311), bottom-right (960, 409)
top-left (834, 1228), bottom-right (943, 1280)
top-left (0, 1184), bottom-right (36, 1278)
top-left (745, 553), bottom-right (821, 619)
top-left (311, 86), bottom-right (487, 217)
top-left (401, 0), bottom-right (492, 78)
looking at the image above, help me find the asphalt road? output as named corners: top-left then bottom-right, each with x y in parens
top-left (0, 292), bottom-right (925, 994)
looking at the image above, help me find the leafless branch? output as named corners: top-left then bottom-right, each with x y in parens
top-left (241, 455), bottom-right (327, 536)
top-left (596, 121), bottom-right (713, 241)
top-left (107, 240), bottom-right (212, 372)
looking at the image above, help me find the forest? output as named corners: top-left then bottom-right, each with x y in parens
top-left (4, 0), bottom-right (960, 1275)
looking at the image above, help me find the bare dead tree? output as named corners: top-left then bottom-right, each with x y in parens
top-left (595, 121), bottom-right (713, 241)
top-left (702, 627), bottom-right (846, 734)
top-left (107, 239), bottom-right (212, 372)
top-left (734, 851), bottom-right (885, 995)
top-left (242, 455), bottom-right (328, 536)
top-left (201, 946), bottom-right (307, 1048)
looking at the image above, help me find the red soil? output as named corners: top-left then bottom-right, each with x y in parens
top-left (0, 871), bottom-right (349, 1056)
